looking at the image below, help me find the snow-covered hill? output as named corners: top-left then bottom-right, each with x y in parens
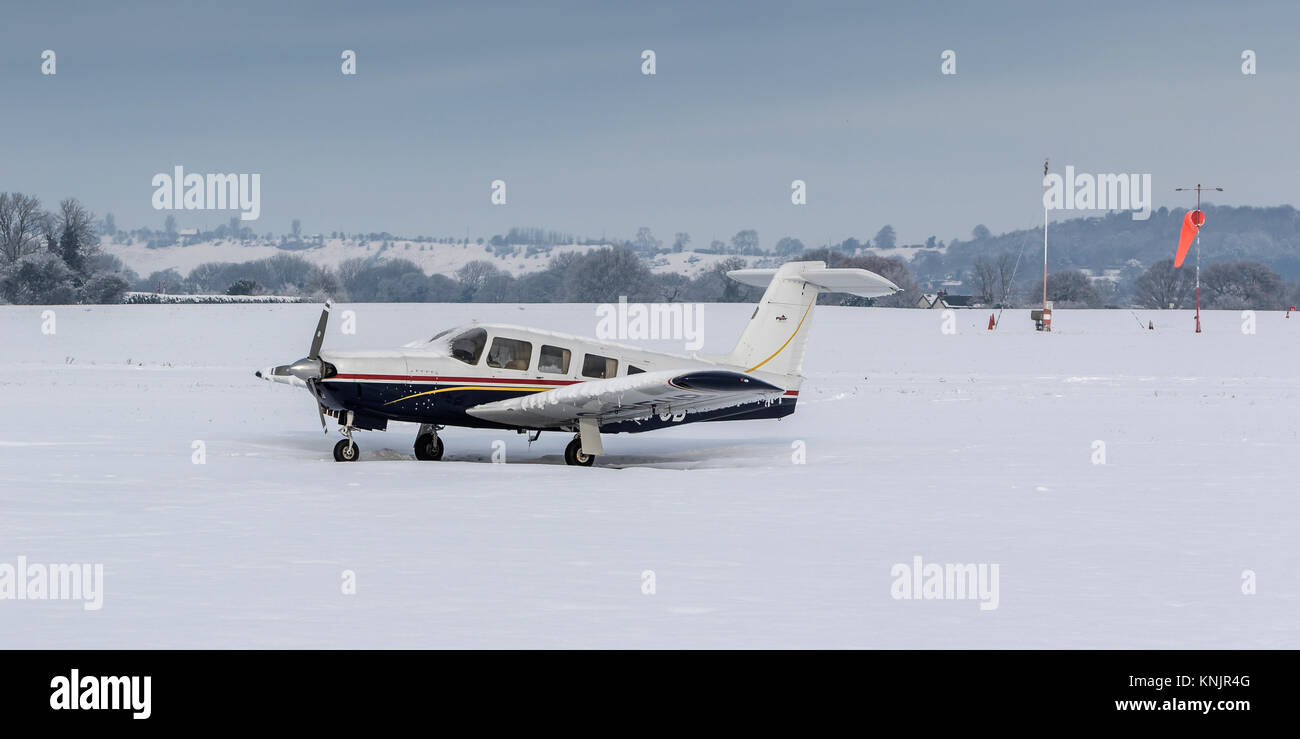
top-left (103, 237), bottom-right (757, 279)
top-left (1, 304), bottom-right (1296, 648)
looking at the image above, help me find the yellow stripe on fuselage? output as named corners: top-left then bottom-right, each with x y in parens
top-left (383, 385), bottom-right (550, 406)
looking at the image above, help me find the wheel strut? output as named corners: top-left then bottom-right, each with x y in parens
top-left (333, 411), bottom-right (360, 462)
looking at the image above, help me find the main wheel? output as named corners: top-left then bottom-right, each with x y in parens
top-left (414, 433), bottom-right (444, 461)
top-left (333, 438), bottom-right (359, 462)
top-left (564, 437), bottom-right (595, 467)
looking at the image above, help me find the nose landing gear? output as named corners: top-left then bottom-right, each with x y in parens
top-left (332, 411), bottom-right (360, 462)
top-left (333, 438), bottom-right (359, 462)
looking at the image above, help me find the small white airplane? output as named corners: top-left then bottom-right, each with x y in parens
top-left (256, 260), bottom-right (900, 465)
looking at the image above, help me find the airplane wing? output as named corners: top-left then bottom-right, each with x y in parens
top-left (464, 369), bottom-right (786, 428)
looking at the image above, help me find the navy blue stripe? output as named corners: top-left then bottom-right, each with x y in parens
top-left (317, 380), bottom-right (796, 432)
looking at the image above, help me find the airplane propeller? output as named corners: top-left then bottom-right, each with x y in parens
top-left (255, 301), bottom-right (333, 433)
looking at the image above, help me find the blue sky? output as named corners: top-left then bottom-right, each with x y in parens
top-left (2, 0), bottom-right (1297, 247)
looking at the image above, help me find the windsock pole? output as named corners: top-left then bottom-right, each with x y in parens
top-left (1042, 158), bottom-right (1050, 331)
top-left (1175, 184), bottom-right (1223, 334)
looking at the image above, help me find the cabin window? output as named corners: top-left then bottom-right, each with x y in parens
top-left (449, 328), bottom-right (487, 365)
top-left (627, 365), bottom-right (645, 375)
top-left (582, 353), bottom-right (618, 379)
top-left (486, 337), bottom-right (533, 371)
top-left (538, 345), bottom-right (571, 374)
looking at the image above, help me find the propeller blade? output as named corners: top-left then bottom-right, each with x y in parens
top-left (308, 300), bottom-right (333, 359)
top-left (309, 379), bottom-right (328, 433)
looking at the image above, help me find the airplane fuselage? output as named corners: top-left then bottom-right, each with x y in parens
top-left (313, 322), bottom-right (799, 434)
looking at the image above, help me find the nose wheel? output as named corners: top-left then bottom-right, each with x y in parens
top-left (333, 438), bottom-right (359, 462)
top-left (332, 411), bottom-right (360, 462)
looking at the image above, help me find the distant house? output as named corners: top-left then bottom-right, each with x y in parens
top-left (918, 290), bottom-right (978, 309)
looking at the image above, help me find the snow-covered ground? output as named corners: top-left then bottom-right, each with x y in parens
top-left (104, 237), bottom-right (755, 279)
top-left (1, 303), bottom-right (1296, 648)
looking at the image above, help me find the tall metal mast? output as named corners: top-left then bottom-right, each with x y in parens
top-left (1174, 184), bottom-right (1223, 333)
top-left (1043, 158), bottom-right (1049, 315)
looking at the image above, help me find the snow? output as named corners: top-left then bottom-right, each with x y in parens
top-left (858, 244), bottom-right (947, 261)
top-left (1, 303), bottom-right (1296, 648)
top-left (104, 237), bottom-right (755, 279)
top-left (122, 291), bottom-right (307, 304)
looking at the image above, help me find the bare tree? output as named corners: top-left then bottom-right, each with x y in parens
top-left (973, 254), bottom-right (1018, 306)
top-left (995, 253), bottom-right (1017, 306)
top-left (57, 198), bottom-right (98, 275)
top-left (1133, 258), bottom-right (1193, 309)
top-left (40, 211), bottom-right (58, 253)
top-left (971, 256), bottom-right (997, 305)
top-left (303, 264), bottom-right (343, 300)
top-left (0, 192), bottom-right (45, 264)
top-left (729, 230), bottom-right (759, 255)
top-left (710, 256), bottom-right (749, 301)
top-left (1033, 269), bottom-right (1102, 308)
top-left (456, 260), bottom-right (502, 301)
top-left (874, 224), bottom-right (897, 249)
top-left (1201, 260), bottom-right (1287, 309)
top-left (560, 247), bottom-right (654, 302)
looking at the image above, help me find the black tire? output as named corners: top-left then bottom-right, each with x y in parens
top-left (564, 437), bottom-right (595, 467)
top-left (414, 433), bottom-right (444, 461)
top-left (333, 438), bottom-right (359, 462)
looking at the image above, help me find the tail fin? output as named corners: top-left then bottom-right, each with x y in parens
top-left (724, 260), bottom-right (900, 378)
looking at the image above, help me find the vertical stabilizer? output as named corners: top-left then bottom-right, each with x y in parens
top-left (724, 260), bottom-right (900, 378)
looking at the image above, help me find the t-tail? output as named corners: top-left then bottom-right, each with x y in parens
top-left (723, 260), bottom-right (900, 378)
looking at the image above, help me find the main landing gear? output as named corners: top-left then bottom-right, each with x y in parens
top-left (564, 436), bottom-right (595, 467)
top-left (329, 421), bottom-right (598, 466)
top-left (333, 411), bottom-right (359, 462)
top-left (414, 424), bottom-right (445, 461)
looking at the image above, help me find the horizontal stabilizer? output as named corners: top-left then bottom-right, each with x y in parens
top-left (727, 266), bottom-right (900, 298)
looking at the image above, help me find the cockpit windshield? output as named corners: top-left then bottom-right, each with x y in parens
top-left (448, 328), bottom-right (487, 365)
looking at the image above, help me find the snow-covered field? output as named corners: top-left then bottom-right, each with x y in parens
top-left (105, 237), bottom-right (754, 279)
top-left (1, 303), bottom-right (1296, 648)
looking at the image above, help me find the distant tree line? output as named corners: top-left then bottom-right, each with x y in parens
top-left (124, 249), bottom-right (768, 304)
top-left (7, 197), bottom-right (1300, 309)
top-left (921, 206), bottom-right (1300, 308)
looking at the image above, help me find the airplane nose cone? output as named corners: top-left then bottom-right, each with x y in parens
top-left (255, 370), bottom-right (263, 379)
top-left (283, 357), bottom-right (323, 380)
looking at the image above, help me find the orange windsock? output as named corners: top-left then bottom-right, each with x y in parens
top-left (1174, 210), bottom-right (1205, 268)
